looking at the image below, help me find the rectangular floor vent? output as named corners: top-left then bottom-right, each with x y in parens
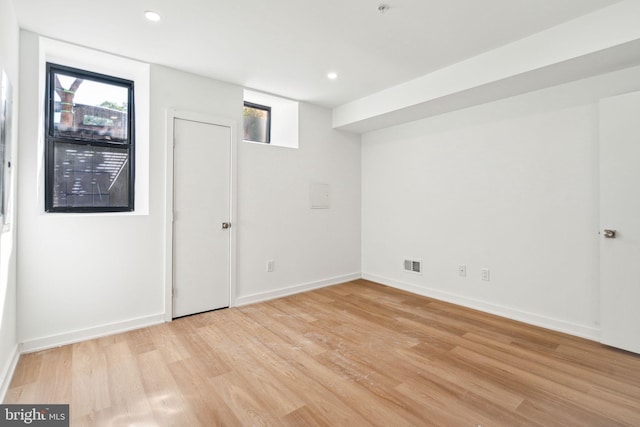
top-left (403, 259), bottom-right (422, 274)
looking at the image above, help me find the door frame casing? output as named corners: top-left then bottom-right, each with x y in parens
top-left (164, 109), bottom-right (238, 321)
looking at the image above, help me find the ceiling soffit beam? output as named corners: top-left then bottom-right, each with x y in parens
top-left (332, 0), bottom-right (640, 134)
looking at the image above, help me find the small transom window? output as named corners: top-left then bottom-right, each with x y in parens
top-left (243, 101), bottom-right (271, 144)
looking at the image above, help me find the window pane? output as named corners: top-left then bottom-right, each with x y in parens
top-left (53, 72), bottom-right (129, 143)
top-left (243, 104), bottom-right (270, 143)
top-left (52, 142), bottom-right (130, 208)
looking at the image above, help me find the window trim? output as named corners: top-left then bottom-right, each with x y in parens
top-left (44, 62), bottom-right (135, 213)
top-left (243, 101), bottom-right (271, 144)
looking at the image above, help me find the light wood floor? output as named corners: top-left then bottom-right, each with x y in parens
top-left (6, 280), bottom-right (640, 426)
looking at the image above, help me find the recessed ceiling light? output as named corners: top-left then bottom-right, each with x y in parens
top-left (327, 72), bottom-right (338, 80)
top-left (144, 11), bottom-right (161, 22)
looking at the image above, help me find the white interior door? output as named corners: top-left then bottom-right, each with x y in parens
top-left (599, 90), bottom-right (640, 354)
top-left (173, 118), bottom-right (231, 318)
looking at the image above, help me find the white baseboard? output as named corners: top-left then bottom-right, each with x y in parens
top-left (21, 274), bottom-right (362, 353)
top-left (234, 273), bottom-right (361, 307)
top-left (0, 343), bottom-right (20, 403)
top-left (362, 273), bottom-right (600, 341)
top-left (21, 314), bottom-right (166, 354)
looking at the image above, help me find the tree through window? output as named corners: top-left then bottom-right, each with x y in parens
top-left (45, 63), bottom-right (135, 212)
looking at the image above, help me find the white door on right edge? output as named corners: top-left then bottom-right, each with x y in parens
top-left (599, 90), bottom-right (640, 354)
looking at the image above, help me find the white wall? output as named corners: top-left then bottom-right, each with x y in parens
top-left (0, 0), bottom-right (20, 400)
top-left (361, 65), bottom-right (640, 339)
top-left (16, 36), bottom-right (361, 350)
top-left (155, 66), bottom-right (361, 306)
top-left (152, 64), bottom-right (243, 318)
top-left (17, 32), bottom-right (163, 351)
top-left (236, 102), bottom-right (361, 304)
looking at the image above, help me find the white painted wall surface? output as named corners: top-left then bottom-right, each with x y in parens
top-left (0, 0), bottom-right (20, 399)
top-left (16, 36), bottom-right (361, 350)
top-left (361, 66), bottom-right (640, 340)
top-left (17, 32), bottom-right (162, 351)
top-left (156, 68), bottom-right (361, 306)
top-left (152, 67), bottom-right (243, 319)
top-left (17, 49), bottom-right (244, 350)
top-left (236, 102), bottom-right (361, 304)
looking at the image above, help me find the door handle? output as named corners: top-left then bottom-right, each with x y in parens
top-left (222, 222), bottom-right (231, 229)
top-left (603, 229), bottom-right (616, 238)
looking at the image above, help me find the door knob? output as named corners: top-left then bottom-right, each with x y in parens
top-left (222, 222), bottom-right (231, 229)
top-left (603, 229), bottom-right (616, 238)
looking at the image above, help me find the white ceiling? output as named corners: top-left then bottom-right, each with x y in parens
top-left (13, 0), bottom-right (621, 108)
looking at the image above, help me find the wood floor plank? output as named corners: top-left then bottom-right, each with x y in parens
top-left (231, 311), bottom-right (376, 425)
top-left (206, 310), bottom-right (306, 418)
top-left (398, 344), bottom-right (527, 413)
top-left (32, 345), bottom-right (73, 404)
top-left (6, 280), bottom-right (640, 426)
top-left (71, 340), bottom-right (111, 418)
top-left (462, 331), bottom-right (640, 406)
top-left (450, 345), bottom-right (640, 426)
top-left (168, 358), bottom-right (243, 426)
top-left (137, 350), bottom-right (202, 427)
top-left (103, 341), bottom-right (153, 423)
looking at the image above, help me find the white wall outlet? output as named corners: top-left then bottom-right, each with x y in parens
top-left (267, 260), bottom-right (275, 272)
top-left (458, 265), bottom-right (467, 277)
top-left (481, 268), bottom-right (490, 281)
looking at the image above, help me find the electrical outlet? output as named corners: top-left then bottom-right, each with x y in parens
top-left (458, 265), bottom-right (467, 277)
top-left (481, 268), bottom-right (490, 281)
top-left (267, 260), bottom-right (274, 272)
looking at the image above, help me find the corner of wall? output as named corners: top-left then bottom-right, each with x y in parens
top-left (0, 0), bottom-right (20, 402)
top-left (0, 343), bottom-right (20, 402)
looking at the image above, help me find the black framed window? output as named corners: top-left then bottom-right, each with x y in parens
top-left (45, 63), bottom-right (135, 212)
top-left (243, 101), bottom-right (271, 144)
